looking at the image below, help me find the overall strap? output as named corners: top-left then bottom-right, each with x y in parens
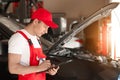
top-left (16, 31), bottom-right (33, 45)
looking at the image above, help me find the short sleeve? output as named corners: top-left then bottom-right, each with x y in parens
top-left (8, 33), bottom-right (28, 54)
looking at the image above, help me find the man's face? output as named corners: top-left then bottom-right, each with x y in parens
top-left (34, 20), bottom-right (49, 37)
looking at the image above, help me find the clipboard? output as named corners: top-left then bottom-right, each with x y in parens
top-left (48, 59), bottom-right (73, 69)
top-left (37, 59), bottom-right (73, 73)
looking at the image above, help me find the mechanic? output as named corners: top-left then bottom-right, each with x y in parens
top-left (8, 8), bottom-right (59, 80)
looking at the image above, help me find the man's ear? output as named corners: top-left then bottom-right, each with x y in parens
top-left (33, 19), bottom-right (39, 24)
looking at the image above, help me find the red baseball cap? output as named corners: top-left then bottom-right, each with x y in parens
top-left (31, 8), bottom-right (58, 28)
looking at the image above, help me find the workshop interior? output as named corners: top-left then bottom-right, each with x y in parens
top-left (0, 0), bottom-right (120, 80)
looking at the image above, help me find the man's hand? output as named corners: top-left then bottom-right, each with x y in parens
top-left (38, 60), bottom-right (51, 72)
top-left (46, 64), bottom-right (59, 75)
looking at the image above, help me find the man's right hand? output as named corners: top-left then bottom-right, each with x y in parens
top-left (38, 60), bottom-right (51, 72)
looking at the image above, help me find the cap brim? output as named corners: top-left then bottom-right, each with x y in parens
top-left (42, 21), bottom-right (58, 29)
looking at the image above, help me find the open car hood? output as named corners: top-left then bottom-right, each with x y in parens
top-left (47, 2), bottom-right (119, 54)
top-left (0, 15), bottom-right (24, 39)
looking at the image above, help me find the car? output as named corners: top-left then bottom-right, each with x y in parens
top-left (0, 2), bottom-right (119, 80)
top-left (45, 2), bottom-right (120, 80)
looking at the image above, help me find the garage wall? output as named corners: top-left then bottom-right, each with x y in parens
top-left (44, 0), bottom-right (110, 33)
top-left (44, 0), bottom-right (109, 19)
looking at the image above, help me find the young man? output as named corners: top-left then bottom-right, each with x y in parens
top-left (8, 8), bottom-right (59, 80)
